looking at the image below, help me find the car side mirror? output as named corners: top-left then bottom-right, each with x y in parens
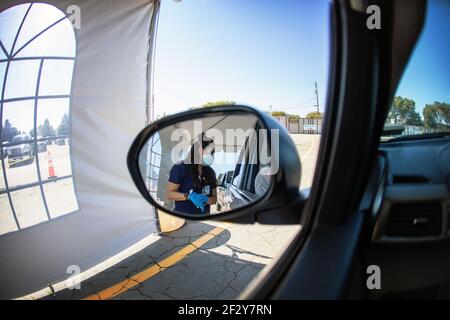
top-left (127, 105), bottom-right (302, 221)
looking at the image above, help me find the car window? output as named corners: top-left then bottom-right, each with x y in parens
top-left (225, 170), bottom-right (234, 185)
top-left (382, 0), bottom-right (450, 141)
top-left (241, 130), bottom-right (260, 194)
top-left (12, 135), bottom-right (23, 143)
top-left (144, 0), bottom-right (330, 299)
top-left (155, 0), bottom-right (328, 187)
top-left (231, 139), bottom-right (248, 189)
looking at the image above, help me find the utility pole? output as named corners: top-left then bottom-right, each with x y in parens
top-left (314, 82), bottom-right (320, 133)
top-left (314, 81), bottom-right (319, 113)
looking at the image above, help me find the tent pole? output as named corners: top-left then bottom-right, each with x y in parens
top-left (146, 0), bottom-right (162, 233)
top-left (146, 0), bottom-right (160, 125)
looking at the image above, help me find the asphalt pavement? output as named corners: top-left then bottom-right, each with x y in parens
top-left (41, 134), bottom-right (320, 300)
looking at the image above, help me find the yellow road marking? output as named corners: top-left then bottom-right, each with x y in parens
top-left (83, 226), bottom-right (226, 300)
top-left (7, 157), bottom-right (32, 166)
top-left (300, 136), bottom-right (317, 162)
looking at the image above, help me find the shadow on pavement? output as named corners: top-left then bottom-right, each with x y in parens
top-left (47, 221), bottom-right (266, 300)
top-left (6, 157), bottom-right (34, 168)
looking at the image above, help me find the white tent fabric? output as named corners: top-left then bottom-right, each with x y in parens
top-left (0, 0), bottom-right (158, 299)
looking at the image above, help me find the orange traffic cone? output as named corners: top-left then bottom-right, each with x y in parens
top-left (48, 151), bottom-right (57, 179)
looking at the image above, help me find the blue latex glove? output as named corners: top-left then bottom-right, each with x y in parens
top-left (188, 191), bottom-right (208, 212)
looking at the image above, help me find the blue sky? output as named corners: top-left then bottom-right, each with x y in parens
top-left (154, 0), bottom-right (331, 117)
top-left (1, 0), bottom-right (448, 133)
top-left (155, 0), bottom-right (449, 119)
top-left (396, 0), bottom-right (450, 114)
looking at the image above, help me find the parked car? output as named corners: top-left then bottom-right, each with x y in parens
top-left (2, 141), bottom-right (9, 159)
top-left (56, 139), bottom-right (66, 146)
top-left (36, 142), bottom-right (47, 153)
top-left (7, 134), bottom-right (34, 166)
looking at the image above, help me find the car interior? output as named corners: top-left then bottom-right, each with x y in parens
top-left (0, 0), bottom-right (449, 303)
top-left (127, 0), bottom-right (450, 300)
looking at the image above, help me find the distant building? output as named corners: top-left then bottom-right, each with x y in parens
top-left (272, 115), bottom-right (323, 134)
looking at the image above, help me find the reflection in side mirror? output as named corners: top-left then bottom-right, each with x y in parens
top-left (135, 111), bottom-right (279, 218)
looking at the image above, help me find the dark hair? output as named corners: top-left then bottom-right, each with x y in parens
top-left (184, 134), bottom-right (215, 190)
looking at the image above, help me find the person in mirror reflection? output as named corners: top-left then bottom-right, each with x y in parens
top-left (166, 135), bottom-right (217, 214)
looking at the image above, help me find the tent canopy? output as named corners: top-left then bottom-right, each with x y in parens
top-left (0, 0), bottom-right (159, 299)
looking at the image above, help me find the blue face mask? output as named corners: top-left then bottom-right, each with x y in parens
top-left (202, 154), bottom-right (214, 166)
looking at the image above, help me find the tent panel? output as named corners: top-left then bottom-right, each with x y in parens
top-left (0, 0), bottom-right (158, 299)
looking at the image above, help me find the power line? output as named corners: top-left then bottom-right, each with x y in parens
top-left (271, 98), bottom-right (316, 111)
top-left (283, 104), bottom-right (316, 110)
top-left (268, 82), bottom-right (321, 113)
top-left (281, 97), bottom-right (316, 107)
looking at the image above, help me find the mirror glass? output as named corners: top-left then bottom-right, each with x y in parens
top-left (138, 113), bottom-right (278, 216)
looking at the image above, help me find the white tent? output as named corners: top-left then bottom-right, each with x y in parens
top-left (0, 0), bottom-right (159, 299)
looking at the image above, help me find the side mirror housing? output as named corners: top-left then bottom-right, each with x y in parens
top-left (127, 105), bottom-right (302, 223)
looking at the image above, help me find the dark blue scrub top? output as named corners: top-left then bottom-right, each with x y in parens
top-left (169, 162), bottom-right (217, 214)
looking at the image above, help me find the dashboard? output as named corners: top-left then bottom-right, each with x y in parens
top-left (365, 137), bottom-right (450, 298)
top-left (373, 137), bottom-right (450, 243)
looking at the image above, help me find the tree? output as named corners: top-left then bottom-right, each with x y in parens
top-left (404, 110), bottom-right (423, 126)
top-left (202, 100), bottom-right (236, 108)
top-left (305, 111), bottom-right (324, 119)
top-left (38, 119), bottom-right (55, 138)
top-left (2, 119), bottom-right (19, 142)
top-left (3, 120), bottom-right (12, 140)
top-left (423, 102), bottom-right (450, 130)
top-left (57, 113), bottom-right (70, 136)
top-left (387, 96), bottom-right (423, 125)
top-left (271, 111), bottom-right (286, 116)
